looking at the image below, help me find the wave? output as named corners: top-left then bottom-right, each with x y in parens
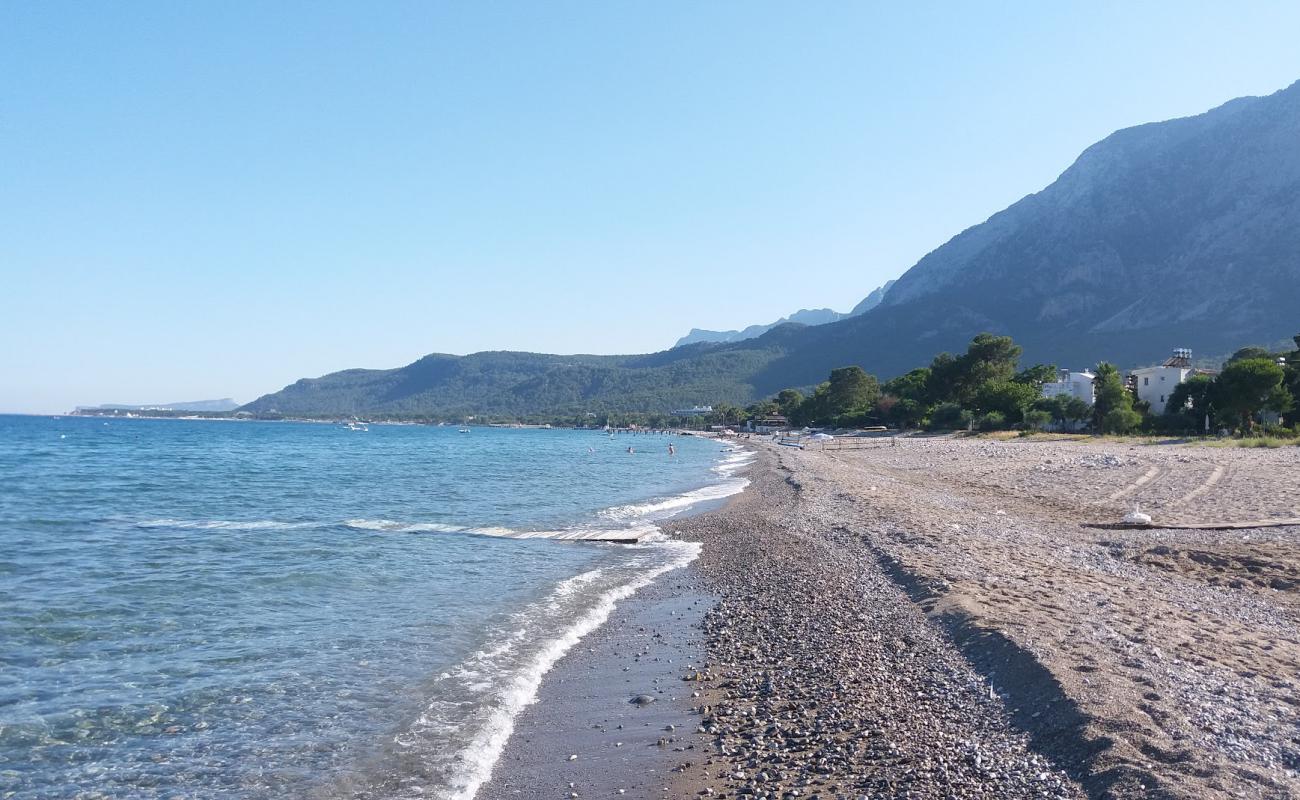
top-left (341, 519), bottom-right (467, 534)
top-left (138, 446), bottom-right (755, 543)
top-left (394, 537), bottom-right (702, 800)
top-left (600, 448), bottom-right (754, 524)
top-left (134, 518), bottom-right (321, 531)
top-left (340, 519), bottom-right (656, 541)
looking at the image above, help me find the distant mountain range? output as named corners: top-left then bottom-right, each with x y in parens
top-left (245, 80), bottom-right (1300, 418)
top-left (673, 281), bottom-right (895, 347)
top-left (79, 399), bottom-right (240, 413)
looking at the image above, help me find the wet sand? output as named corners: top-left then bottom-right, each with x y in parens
top-left (479, 578), bottom-right (716, 800)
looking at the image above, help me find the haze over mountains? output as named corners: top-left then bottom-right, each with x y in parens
top-left (245, 80), bottom-right (1300, 418)
top-left (672, 281), bottom-right (896, 348)
top-left (78, 399), bottom-right (240, 413)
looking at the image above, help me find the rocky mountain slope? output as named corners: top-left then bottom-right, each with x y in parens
top-left (673, 280), bottom-right (895, 347)
top-left (246, 80), bottom-right (1300, 416)
top-left (743, 78), bottom-right (1300, 389)
top-left (674, 307), bottom-right (848, 347)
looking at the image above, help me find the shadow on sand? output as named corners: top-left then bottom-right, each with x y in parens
top-left (868, 545), bottom-right (1180, 800)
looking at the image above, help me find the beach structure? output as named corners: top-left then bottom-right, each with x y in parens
top-left (748, 413), bottom-right (789, 433)
top-left (671, 405), bottom-right (714, 417)
top-left (1041, 368), bottom-right (1097, 405)
top-left (1129, 348), bottom-right (1195, 410)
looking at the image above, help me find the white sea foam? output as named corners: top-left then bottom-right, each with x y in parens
top-left (135, 518), bottom-right (320, 530)
top-left (600, 449), bottom-right (754, 524)
top-left (342, 519), bottom-right (468, 534)
top-left (400, 538), bottom-right (702, 800)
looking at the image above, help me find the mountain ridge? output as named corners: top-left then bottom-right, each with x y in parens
top-left (673, 280), bottom-right (896, 347)
top-left (245, 80), bottom-right (1300, 417)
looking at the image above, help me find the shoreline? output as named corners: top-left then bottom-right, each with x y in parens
top-left (478, 576), bottom-right (717, 799)
top-left (482, 436), bottom-right (1299, 799)
top-left (468, 441), bottom-right (753, 798)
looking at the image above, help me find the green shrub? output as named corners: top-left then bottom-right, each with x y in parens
top-left (1022, 409), bottom-right (1052, 431)
top-left (976, 411), bottom-right (1008, 432)
top-left (1257, 423), bottom-right (1298, 439)
top-left (1236, 437), bottom-right (1286, 448)
top-left (926, 402), bottom-right (972, 431)
top-left (1101, 407), bottom-right (1143, 435)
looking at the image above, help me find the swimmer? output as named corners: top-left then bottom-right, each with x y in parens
top-left (667, 443), bottom-right (676, 456)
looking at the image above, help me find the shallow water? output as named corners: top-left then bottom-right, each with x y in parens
top-left (0, 416), bottom-right (749, 799)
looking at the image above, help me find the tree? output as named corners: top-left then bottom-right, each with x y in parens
top-left (1228, 346), bottom-right (1274, 364)
top-left (709, 403), bottom-right (745, 427)
top-left (1165, 373), bottom-right (1215, 424)
top-left (973, 380), bottom-right (1041, 423)
top-left (1213, 358), bottom-right (1289, 433)
top-left (883, 368), bottom-right (932, 404)
top-left (791, 382), bottom-right (830, 426)
top-left (1013, 364), bottom-right (1058, 388)
top-left (1092, 362), bottom-right (1136, 431)
top-left (927, 402), bottom-right (972, 431)
top-left (953, 333), bottom-right (1022, 406)
top-left (1101, 407), bottom-right (1143, 435)
top-left (1285, 334), bottom-right (1300, 426)
top-left (880, 370), bottom-right (933, 430)
top-left (775, 389), bottom-right (804, 418)
top-left (1037, 395), bottom-right (1091, 429)
top-left (1023, 408), bottom-right (1053, 431)
top-left (881, 396), bottom-right (926, 429)
top-left (824, 366), bottom-right (880, 421)
top-left (926, 352), bottom-right (963, 405)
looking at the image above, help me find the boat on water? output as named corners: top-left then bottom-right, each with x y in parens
top-left (345, 422), bottom-right (369, 432)
top-left (458, 428), bottom-right (471, 433)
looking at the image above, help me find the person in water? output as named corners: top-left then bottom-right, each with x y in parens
top-left (668, 443), bottom-right (676, 456)
top-left (627, 446), bottom-right (635, 454)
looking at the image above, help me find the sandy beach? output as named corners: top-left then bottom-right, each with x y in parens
top-left (489, 435), bottom-right (1300, 799)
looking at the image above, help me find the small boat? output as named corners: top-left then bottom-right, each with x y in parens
top-left (458, 428), bottom-right (471, 433)
top-left (346, 422), bottom-right (368, 432)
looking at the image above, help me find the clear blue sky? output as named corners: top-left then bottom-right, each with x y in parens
top-left (3, 2), bottom-right (1299, 413)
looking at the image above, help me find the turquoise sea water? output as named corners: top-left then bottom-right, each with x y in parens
top-left (0, 416), bottom-right (749, 799)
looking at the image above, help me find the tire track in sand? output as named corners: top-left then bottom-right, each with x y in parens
top-left (1173, 464), bottom-right (1227, 506)
top-left (1090, 466), bottom-right (1164, 506)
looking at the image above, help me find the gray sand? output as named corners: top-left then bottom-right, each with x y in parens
top-left (479, 580), bottom-right (715, 800)
top-left (485, 435), bottom-right (1299, 799)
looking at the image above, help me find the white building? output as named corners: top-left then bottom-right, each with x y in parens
top-left (1130, 348), bottom-right (1193, 411)
top-left (671, 405), bottom-right (713, 417)
top-left (1042, 369), bottom-right (1096, 405)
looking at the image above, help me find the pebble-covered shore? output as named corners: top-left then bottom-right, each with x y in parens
top-left (662, 447), bottom-right (1085, 799)
top-left (662, 437), bottom-right (1300, 799)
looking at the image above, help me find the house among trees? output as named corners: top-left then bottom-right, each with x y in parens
top-left (1041, 368), bottom-right (1096, 405)
top-left (1129, 348), bottom-right (1212, 410)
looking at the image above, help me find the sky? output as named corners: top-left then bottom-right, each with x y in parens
top-left (3, 2), bottom-right (1299, 413)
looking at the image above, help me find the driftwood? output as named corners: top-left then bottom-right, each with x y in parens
top-left (1083, 517), bottom-right (1300, 531)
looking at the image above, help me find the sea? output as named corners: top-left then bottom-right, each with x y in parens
top-left (0, 415), bottom-right (752, 799)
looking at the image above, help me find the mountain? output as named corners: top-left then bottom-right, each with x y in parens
top-left (247, 80), bottom-right (1300, 417)
top-left (78, 398), bottom-right (240, 413)
top-left (674, 308), bottom-right (847, 347)
top-left (848, 280), bottom-right (896, 316)
top-left (239, 344), bottom-right (798, 418)
top-left (739, 78), bottom-right (1300, 389)
top-left (672, 280), bottom-right (896, 347)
